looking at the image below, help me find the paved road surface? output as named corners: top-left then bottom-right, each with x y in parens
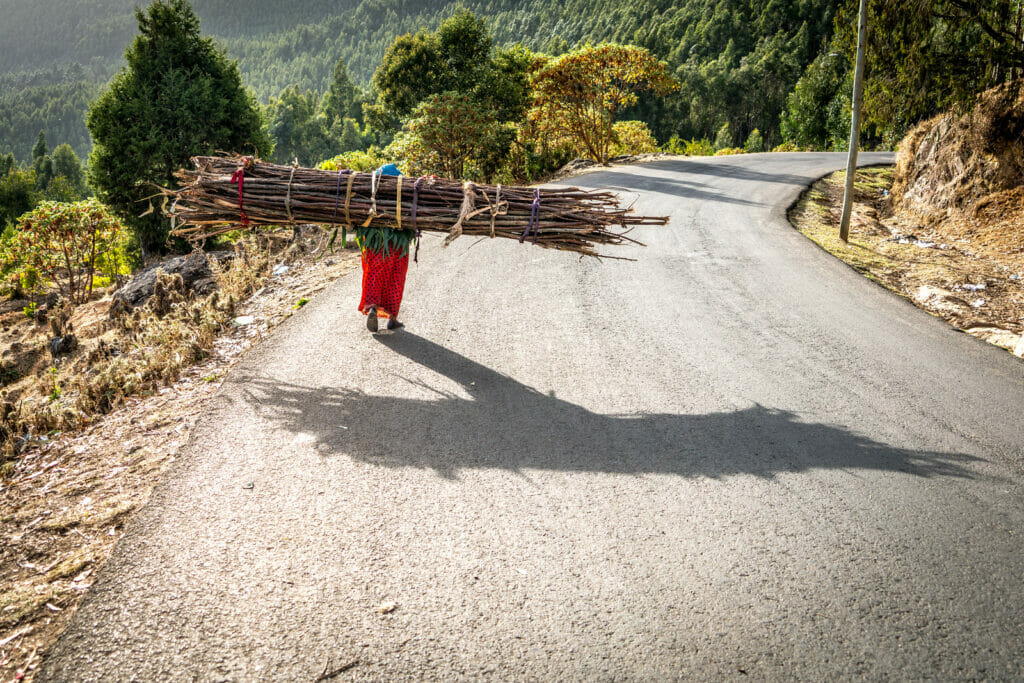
top-left (42, 153), bottom-right (1024, 680)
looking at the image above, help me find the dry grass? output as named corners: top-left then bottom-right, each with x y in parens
top-left (0, 228), bottom-right (360, 681)
top-left (790, 166), bottom-right (1024, 354)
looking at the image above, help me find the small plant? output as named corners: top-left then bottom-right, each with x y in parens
top-left (48, 367), bottom-right (61, 401)
top-left (23, 301), bottom-right (38, 319)
top-left (292, 297), bottom-right (309, 309)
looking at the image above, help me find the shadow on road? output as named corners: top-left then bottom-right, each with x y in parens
top-left (240, 333), bottom-right (983, 481)
top-left (563, 158), bottom-right (818, 206)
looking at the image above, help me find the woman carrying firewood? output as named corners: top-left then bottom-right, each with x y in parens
top-left (357, 163), bottom-right (415, 332)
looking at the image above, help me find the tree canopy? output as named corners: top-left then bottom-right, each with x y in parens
top-left (87, 0), bottom-right (271, 252)
top-left (530, 44), bottom-right (677, 163)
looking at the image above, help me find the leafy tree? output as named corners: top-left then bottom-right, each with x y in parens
top-left (11, 199), bottom-right (125, 303)
top-left (610, 120), bottom-right (658, 156)
top-left (87, 0), bottom-right (271, 253)
top-left (266, 85), bottom-right (337, 166)
top-left (319, 148), bottom-right (387, 173)
top-left (51, 143), bottom-right (87, 195)
top-left (781, 52), bottom-right (851, 150)
top-left (834, 0), bottom-right (1024, 142)
top-left (373, 28), bottom-right (447, 120)
top-left (372, 9), bottom-right (532, 128)
top-left (0, 154), bottom-right (14, 177)
top-left (529, 43), bottom-right (677, 163)
top-left (335, 117), bottom-right (367, 153)
top-left (399, 93), bottom-right (495, 179)
top-left (0, 167), bottom-right (37, 228)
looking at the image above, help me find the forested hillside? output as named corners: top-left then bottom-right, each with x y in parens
top-left (2, 0), bottom-right (1020, 163)
top-left (0, 0), bottom-right (834, 161)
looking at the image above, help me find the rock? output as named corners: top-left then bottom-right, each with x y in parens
top-left (111, 250), bottom-right (230, 314)
top-left (558, 158), bottom-right (599, 175)
top-left (68, 299), bottom-right (112, 338)
top-left (912, 285), bottom-right (968, 314)
top-left (49, 334), bottom-right (78, 357)
top-left (0, 299), bottom-right (31, 315)
top-left (965, 326), bottom-right (1022, 352)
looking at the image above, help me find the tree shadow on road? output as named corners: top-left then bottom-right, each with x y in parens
top-left (239, 332), bottom-right (984, 481)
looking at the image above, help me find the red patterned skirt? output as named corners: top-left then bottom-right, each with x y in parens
top-left (359, 248), bottom-right (410, 319)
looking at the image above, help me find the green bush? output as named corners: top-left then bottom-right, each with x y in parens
top-left (683, 138), bottom-right (716, 156)
top-left (743, 129), bottom-right (765, 153)
top-left (319, 148), bottom-right (387, 173)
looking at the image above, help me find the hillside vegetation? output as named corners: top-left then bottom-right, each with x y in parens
top-left (2, 0), bottom-right (837, 162)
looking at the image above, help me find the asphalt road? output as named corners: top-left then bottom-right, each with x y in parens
top-left (41, 153), bottom-right (1024, 680)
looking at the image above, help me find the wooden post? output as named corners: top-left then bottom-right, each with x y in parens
top-left (839, 0), bottom-right (868, 242)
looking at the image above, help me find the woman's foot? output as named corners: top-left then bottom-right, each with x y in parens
top-left (387, 318), bottom-right (404, 331)
top-left (366, 305), bottom-right (378, 332)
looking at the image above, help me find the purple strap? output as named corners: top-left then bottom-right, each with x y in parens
top-left (521, 188), bottom-right (541, 244)
top-left (413, 176), bottom-right (423, 263)
top-left (331, 169), bottom-right (350, 223)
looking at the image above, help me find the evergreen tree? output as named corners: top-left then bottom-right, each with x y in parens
top-left (323, 57), bottom-right (362, 124)
top-left (87, 0), bottom-right (271, 253)
top-left (51, 143), bottom-right (87, 196)
top-left (0, 153), bottom-right (14, 177)
top-left (714, 122), bottom-right (733, 150)
top-left (31, 130), bottom-right (47, 161)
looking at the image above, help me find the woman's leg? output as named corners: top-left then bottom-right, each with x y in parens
top-left (380, 249), bottom-right (411, 321)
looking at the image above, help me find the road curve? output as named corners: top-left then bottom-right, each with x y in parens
top-left (41, 153), bottom-right (1024, 680)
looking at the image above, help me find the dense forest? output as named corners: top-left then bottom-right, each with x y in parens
top-left (1, 0), bottom-right (836, 162)
top-left (1, 0), bottom-right (1021, 163)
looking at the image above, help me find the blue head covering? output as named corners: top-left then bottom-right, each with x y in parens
top-left (377, 163), bottom-right (402, 177)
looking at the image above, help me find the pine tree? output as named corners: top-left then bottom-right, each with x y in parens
top-left (31, 131), bottom-right (48, 161)
top-left (87, 0), bottom-right (271, 252)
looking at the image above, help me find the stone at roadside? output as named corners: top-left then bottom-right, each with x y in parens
top-left (49, 334), bottom-right (78, 357)
top-left (111, 250), bottom-right (230, 315)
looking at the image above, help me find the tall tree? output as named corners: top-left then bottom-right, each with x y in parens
top-left (31, 131), bottom-right (47, 161)
top-left (371, 9), bottom-right (531, 128)
top-left (834, 0), bottom-right (1024, 141)
top-left (529, 43), bottom-right (677, 163)
top-left (51, 143), bottom-right (86, 195)
top-left (87, 0), bottom-right (271, 253)
top-left (266, 85), bottom-right (338, 166)
top-left (323, 56), bottom-right (362, 124)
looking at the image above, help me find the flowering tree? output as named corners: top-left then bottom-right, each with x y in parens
top-left (529, 44), bottom-right (678, 164)
top-left (12, 200), bottom-right (126, 303)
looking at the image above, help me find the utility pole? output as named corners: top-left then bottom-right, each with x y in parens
top-left (839, 0), bottom-right (868, 242)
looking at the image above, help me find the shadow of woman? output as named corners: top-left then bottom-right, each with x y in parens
top-left (239, 332), bottom-right (984, 481)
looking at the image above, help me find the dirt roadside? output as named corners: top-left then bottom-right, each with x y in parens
top-left (789, 166), bottom-right (1024, 357)
top-left (0, 240), bottom-right (360, 682)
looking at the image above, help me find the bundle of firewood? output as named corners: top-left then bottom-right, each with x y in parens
top-left (166, 156), bottom-right (667, 258)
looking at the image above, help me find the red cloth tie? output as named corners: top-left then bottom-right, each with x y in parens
top-left (230, 167), bottom-right (249, 227)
